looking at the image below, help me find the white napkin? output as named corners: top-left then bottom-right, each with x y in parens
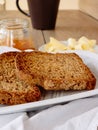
top-left (0, 96), bottom-right (98, 130)
top-left (54, 107), bottom-right (98, 130)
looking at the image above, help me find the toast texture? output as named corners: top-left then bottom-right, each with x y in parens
top-left (0, 52), bottom-right (41, 105)
top-left (15, 51), bottom-right (96, 90)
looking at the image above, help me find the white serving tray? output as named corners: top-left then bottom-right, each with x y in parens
top-left (0, 46), bottom-right (98, 114)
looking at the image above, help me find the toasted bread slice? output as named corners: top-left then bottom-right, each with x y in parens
top-left (15, 51), bottom-right (96, 90)
top-left (0, 52), bottom-right (41, 105)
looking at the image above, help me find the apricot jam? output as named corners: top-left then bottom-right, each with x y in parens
top-left (0, 18), bottom-right (35, 50)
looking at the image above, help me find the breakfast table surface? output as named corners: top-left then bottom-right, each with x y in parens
top-left (0, 10), bottom-right (98, 49)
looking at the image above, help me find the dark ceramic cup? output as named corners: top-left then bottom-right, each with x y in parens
top-left (16, 0), bottom-right (60, 30)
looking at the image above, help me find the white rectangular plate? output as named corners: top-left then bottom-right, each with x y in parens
top-left (0, 46), bottom-right (98, 114)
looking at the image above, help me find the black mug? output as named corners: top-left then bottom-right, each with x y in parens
top-left (16, 0), bottom-right (60, 30)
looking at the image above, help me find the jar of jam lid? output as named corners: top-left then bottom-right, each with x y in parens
top-left (0, 18), bottom-right (35, 50)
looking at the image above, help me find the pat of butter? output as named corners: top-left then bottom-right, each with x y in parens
top-left (67, 38), bottom-right (77, 50)
top-left (77, 36), bottom-right (96, 51)
top-left (44, 37), bottom-right (67, 52)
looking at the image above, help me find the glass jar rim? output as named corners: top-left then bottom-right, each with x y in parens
top-left (0, 18), bottom-right (29, 29)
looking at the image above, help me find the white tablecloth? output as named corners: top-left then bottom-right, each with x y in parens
top-left (0, 96), bottom-right (98, 130)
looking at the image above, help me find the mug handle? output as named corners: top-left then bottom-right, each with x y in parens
top-left (16, 0), bottom-right (30, 17)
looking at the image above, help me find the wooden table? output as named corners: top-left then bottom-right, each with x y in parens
top-left (0, 10), bottom-right (98, 49)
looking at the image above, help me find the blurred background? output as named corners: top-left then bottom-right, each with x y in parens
top-left (0, 0), bottom-right (79, 10)
top-left (0, 0), bottom-right (98, 19)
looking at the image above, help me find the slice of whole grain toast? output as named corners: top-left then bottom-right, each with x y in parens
top-left (0, 52), bottom-right (41, 105)
top-left (15, 51), bottom-right (96, 91)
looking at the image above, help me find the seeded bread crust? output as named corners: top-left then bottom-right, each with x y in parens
top-left (0, 52), bottom-right (41, 105)
top-left (15, 51), bottom-right (96, 90)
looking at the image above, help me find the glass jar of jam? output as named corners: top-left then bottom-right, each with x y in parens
top-left (0, 18), bottom-right (35, 50)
